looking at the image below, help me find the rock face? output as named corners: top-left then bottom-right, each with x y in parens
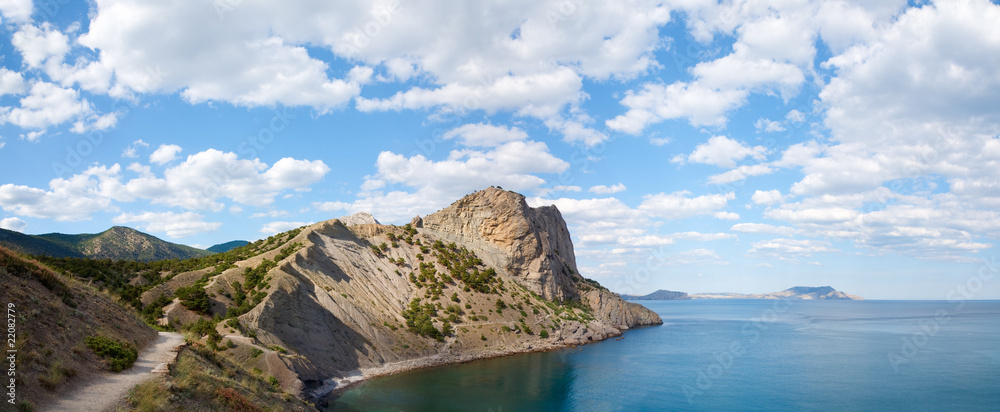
top-left (422, 187), bottom-right (579, 301)
top-left (338, 212), bottom-right (380, 226)
top-left (148, 187), bottom-right (662, 398)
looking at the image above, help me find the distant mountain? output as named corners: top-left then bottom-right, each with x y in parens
top-left (0, 226), bottom-right (213, 262)
top-left (620, 289), bottom-right (691, 300)
top-left (691, 286), bottom-right (863, 300)
top-left (207, 240), bottom-right (250, 253)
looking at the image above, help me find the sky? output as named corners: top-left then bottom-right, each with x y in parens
top-left (1, 0), bottom-right (999, 299)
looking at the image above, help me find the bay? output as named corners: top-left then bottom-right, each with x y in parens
top-left (328, 300), bottom-right (1000, 411)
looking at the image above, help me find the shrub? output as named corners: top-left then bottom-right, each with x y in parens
top-left (539, 330), bottom-right (549, 339)
top-left (175, 285), bottom-right (211, 314)
top-left (85, 336), bottom-right (138, 372)
top-left (215, 387), bottom-right (261, 412)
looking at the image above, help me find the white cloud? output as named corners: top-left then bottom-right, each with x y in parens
top-left (754, 118), bottom-right (785, 133)
top-left (731, 223), bottom-right (797, 236)
top-left (71, 0), bottom-right (672, 144)
top-left (11, 23), bottom-right (70, 68)
top-left (708, 164), bottom-right (775, 185)
top-left (0, 69), bottom-right (27, 96)
top-left (0, 149), bottom-right (331, 221)
top-left (314, 201), bottom-right (351, 213)
top-left (606, 81), bottom-right (747, 132)
top-left (0, 82), bottom-right (92, 132)
top-left (122, 139), bottom-right (149, 159)
top-left (442, 123), bottom-right (528, 147)
top-left (714, 211), bottom-right (740, 220)
top-left (655, 248), bottom-right (729, 266)
top-left (785, 109), bottom-right (805, 123)
top-left (589, 183), bottom-right (626, 194)
top-left (113, 211), bottom-right (221, 238)
top-left (149, 144), bottom-right (182, 165)
top-left (638, 191), bottom-right (735, 220)
top-left (688, 136), bottom-right (767, 168)
top-left (352, 140), bottom-right (568, 222)
top-left (0, 217), bottom-right (27, 232)
top-left (260, 221), bottom-right (310, 235)
top-left (748, 238), bottom-right (839, 261)
top-left (0, 0), bottom-right (32, 22)
top-left (0, 165), bottom-right (119, 221)
top-left (752, 190), bottom-right (784, 205)
top-left (649, 137), bottom-right (670, 146)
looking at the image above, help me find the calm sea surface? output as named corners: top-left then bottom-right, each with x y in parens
top-left (328, 300), bottom-right (1000, 411)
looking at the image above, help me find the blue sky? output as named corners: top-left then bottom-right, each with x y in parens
top-left (2, 0), bottom-right (1000, 299)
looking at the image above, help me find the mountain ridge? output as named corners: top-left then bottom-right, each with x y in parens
top-left (135, 187), bottom-right (661, 401)
top-left (0, 226), bottom-right (213, 261)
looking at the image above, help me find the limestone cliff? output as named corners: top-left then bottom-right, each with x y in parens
top-left (422, 187), bottom-right (580, 301)
top-left (144, 188), bottom-right (662, 399)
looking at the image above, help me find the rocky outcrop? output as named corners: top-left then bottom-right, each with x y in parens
top-left (584, 289), bottom-right (663, 329)
top-left (422, 187), bottom-right (579, 301)
top-left (152, 188), bottom-right (662, 399)
top-left (338, 212), bottom-right (380, 226)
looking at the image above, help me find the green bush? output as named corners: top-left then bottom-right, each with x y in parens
top-left (85, 336), bottom-right (138, 372)
top-left (175, 285), bottom-right (211, 314)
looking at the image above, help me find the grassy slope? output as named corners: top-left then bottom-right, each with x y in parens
top-left (0, 246), bottom-right (158, 411)
top-left (124, 344), bottom-right (312, 412)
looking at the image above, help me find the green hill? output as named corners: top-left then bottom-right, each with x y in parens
top-left (0, 226), bottom-right (213, 262)
top-left (206, 240), bottom-right (250, 253)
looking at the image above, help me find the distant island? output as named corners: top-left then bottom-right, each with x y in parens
top-left (622, 286), bottom-right (863, 301)
top-left (620, 289), bottom-right (691, 300)
top-left (691, 286), bottom-right (863, 300)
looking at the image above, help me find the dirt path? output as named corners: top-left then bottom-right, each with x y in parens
top-left (42, 332), bottom-right (185, 412)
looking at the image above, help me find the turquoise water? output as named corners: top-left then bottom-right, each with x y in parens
top-left (328, 300), bottom-right (1000, 411)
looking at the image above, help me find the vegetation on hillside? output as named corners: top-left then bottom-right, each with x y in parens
top-left (126, 345), bottom-right (311, 411)
top-left (85, 335), bottom-right (139, 372)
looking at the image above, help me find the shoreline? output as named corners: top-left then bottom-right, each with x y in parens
top-left (310, 322), bottom-right (661, 405)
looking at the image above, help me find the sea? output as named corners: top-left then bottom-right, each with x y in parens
top-left (327, 300), bottom-right (1000, 411)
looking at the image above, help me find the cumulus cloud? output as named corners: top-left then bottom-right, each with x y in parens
top-left (589, 183), bottom-right (626, 194)
top-left (113, 211), bottom-right (221, 238)
top-left (351, 140), bottom-right (568, 221)
top-left (0, 149), bottom-right (331, 221)
top-left (149, 144), bottom-right (182, 165)
top-left (748, 238), bottom-right (839, 261)
top-left (442, 123), bottom-right (528, 147)
top-left (260, 221), bottom-right (311, 235)
top-left (0, 82), bottom-right (92, 133)
top-left (0, 217), bottom-right (27, 232)
top-left (731, 223), bottom-right (797, 236)
top-left (122, 139), bottom-right (149, 159)
top-left (0, 165), bottom-right (119, 221)
top-left (751, 190), bottom-right (784, 205)
top-left (638, 191), bottom-right (736, 220)
top-left (687, 136), bottom-right (767, 168)
top-left (0, 69), bottom-right (27, 96)
top-left (0, 0), bottom-right (32, 22)
top-left (59, 0), bottom-right (674, 145)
